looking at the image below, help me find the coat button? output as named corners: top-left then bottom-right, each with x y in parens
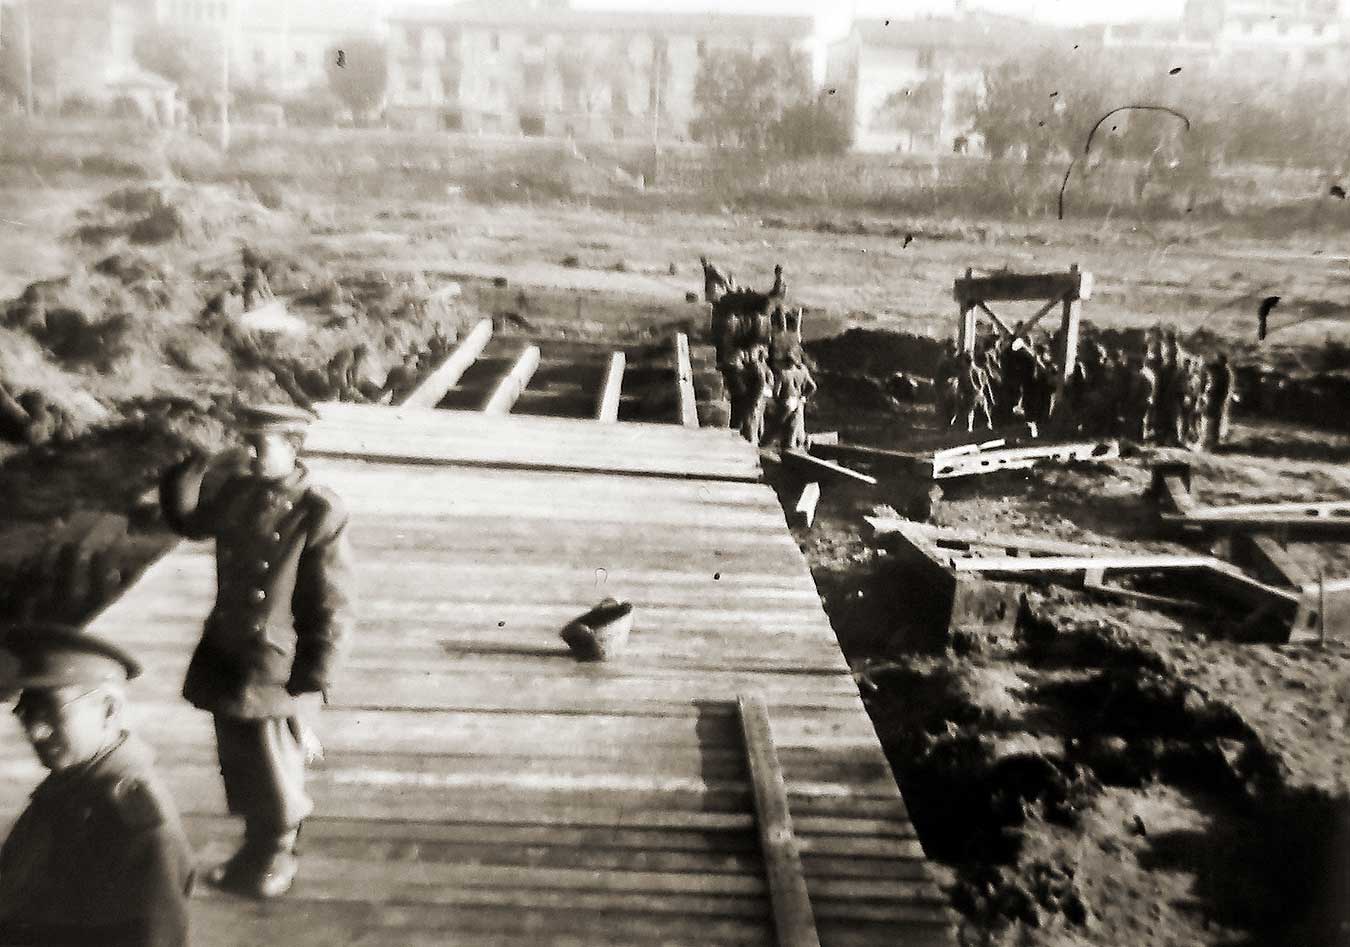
top-left (251, 589), bottom-right (267, 603)
top-left (282, 501), bottom-right (294, 512)
top-left (258, 560), bottom-right (270, 571)
top-left (271, 532), bottom-right (281, 542)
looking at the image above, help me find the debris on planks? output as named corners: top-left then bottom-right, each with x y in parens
top-left (1150, 461), bottom-right (1350, 540)
top-left (805, 431), bottom-right (839, 448)
top-left (783, 449), bottom-right (877, 485)
top-left (931, 439), bottom-right (1119, 480)
top-left (791, 482), bottom-right (821, 529)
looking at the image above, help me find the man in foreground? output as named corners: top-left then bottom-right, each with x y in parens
top-left (0, 624), bottom-right (195, 946)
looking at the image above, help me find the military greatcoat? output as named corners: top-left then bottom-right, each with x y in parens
top-left (159, 459), bottom-right (355, 719)
top-left (0, 734), bottom-right (194, 947)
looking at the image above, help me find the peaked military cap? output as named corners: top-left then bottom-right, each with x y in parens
top-left (237, 402), bottom-right (319, 436)
top-left (1, 623), bottom-right (142, 690)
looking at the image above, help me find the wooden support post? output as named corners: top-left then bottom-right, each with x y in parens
top-left (1056, 265), bottom-right (1082, 393)
top-left (595, 351), bottom-right (625, 423)
top-left (482, 345), bottom-right (540, 415)
top-left (792, 482), bottom-right (821, 528)
top-left (401, 318), bottom-right (493, 408)
top-left (737, 694), bottom-right (822, 947)
top-left (674, 332), bottom-right (699, 428)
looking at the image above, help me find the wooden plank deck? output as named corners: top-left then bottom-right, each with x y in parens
top-left (1, 409), bottom-right (956, 946)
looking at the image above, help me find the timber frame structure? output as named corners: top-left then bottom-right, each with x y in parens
top-left (953, 264), bottom-right (1094, 391)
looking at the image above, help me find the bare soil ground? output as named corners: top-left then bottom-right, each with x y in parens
top-left (2, 160), bottom-right (1349, 947)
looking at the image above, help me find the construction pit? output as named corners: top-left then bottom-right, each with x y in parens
top-left (2, 186), bottom-right (1350, 947)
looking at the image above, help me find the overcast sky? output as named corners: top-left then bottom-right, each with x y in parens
top-left (571, 0), bottom-right (1190, 41)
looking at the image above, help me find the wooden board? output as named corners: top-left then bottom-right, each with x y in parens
top-left (932, 440), bottom-right (1119, 479)
top-left (739, 694), bottom-right (822, 947)
top-left (596, 351), bottom-right (626, 423)
top-left (675, 332), bottom-right (699, 428)
top-left (953, 268), bottom-right (1092, 304)
top-left (303, 402), bottom-right (761, 481)
top-left (401, 319), bottom-right (493, 408)
top-left (24, 413), bottom-right (955, 946)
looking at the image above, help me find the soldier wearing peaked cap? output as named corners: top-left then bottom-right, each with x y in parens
top-left (0, 624), bottom-right (195, 947)
top-left (159, 402), bottom-right (355, 899)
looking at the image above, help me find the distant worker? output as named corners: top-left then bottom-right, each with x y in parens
top-left (741, 347), bottom-right (776, 447)
top-left (0, 624), bottom-right (195, 945)
top-left (158, 403), bottom-right (355, 899)
top-left (774, 352), bottom-right (818, 450)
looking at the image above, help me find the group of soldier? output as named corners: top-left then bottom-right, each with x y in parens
top-left (1, 402), bottom-right (354, 945)
top-left (703, 258), bottom-right (818, 450)
top-left (936, 325), bottom-right (1236, 450)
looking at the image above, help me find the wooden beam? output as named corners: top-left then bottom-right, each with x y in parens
top-left (737, 694), bottom-right (822, 947)
top-left (792, 482), bottom-right (821, 528)
top-left (954, 267), bottom-right (1093, 305)
top-left (674, 332), bottom-right (699, 428)
top-left (782, 449), bottom-right (878, 485)
top-left (864, 517), bottom-right (1120, 558)
top-left (1180, 500), bottom-right (1350, 522)
top-left (933, 438), bottom-right (1005, 460)
top-left (1057, 293), bottom-right (1082, 391)
top-left (947, 552), bottom-right (1218, 574)
top-left (975, 301), bottom-right (1014, 337)
top-left (595, 351), bottom-right (626, 424)
top-left (1232, 533), bottom-right (1315, 588)
top-left (402, 318), bottom-right (493, 408)
top-left (932, 440), bottom-right (1118, 479)
top-left (804, 431), bottom-right (838, 448)
top-left (482, 345), bottom-right (541, 415)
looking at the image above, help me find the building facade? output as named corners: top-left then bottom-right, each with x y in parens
top-left (385, 2), bottom-right (813, 139)
top-left (824, 12), bottom-right (1045, 155)
top-left (151, 0), bottom-right (389, 96)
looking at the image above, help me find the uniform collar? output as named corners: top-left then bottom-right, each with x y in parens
top-left (30, 731), bottom-right (151, 802)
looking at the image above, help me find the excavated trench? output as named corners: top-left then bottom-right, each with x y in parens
top-left (791, 327), bottom-right (1350, 945)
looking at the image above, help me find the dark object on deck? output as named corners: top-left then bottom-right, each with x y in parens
top-left (560, 598), bottom-right (634, 661)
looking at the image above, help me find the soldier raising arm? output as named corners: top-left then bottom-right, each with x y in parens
top-left (158, 403), bottom-right (355, 900)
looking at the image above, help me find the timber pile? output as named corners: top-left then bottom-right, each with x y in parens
top-left (863, 516), bottom-right (1313, 643)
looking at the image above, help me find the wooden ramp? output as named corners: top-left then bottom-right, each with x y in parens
top-left (1, 408), bottom-right (956, 946)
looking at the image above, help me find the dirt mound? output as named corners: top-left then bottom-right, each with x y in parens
top-left (807, 327), bottom-right (947, 380)
top-left (73, 183), bottom-right (274, 250)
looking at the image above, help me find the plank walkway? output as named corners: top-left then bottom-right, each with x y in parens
top-left (1, 405), bottom-right (956, 946)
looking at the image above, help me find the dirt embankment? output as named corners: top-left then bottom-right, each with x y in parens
top-left (0, 183), bottom-right (488, 626)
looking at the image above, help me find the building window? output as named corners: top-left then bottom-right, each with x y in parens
top-left (442, 110), bottom-right (463, 131)
top-left (696, 38), bottom-right (706, 57)
top-left (443, 28), bottom-right (460, 52)
top-left (490, 32), bottom-right (500, 52)
top-left (407, 26), bottom-right (422, 52)
top-left (917, 47), bottom-right (935, 68)
top-left (407, 71), bottom-right (422, 93)
top-left (1307, 49), bottom-right (1326, 66)
top-left (294, 50), bottom-right (306, 67)
top-left (253, 47), bottom-right (265, 65)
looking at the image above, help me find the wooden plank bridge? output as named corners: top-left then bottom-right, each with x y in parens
top-left (0, 329), bottom-right (957, 946)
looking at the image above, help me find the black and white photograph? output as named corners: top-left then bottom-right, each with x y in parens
top-left (1, 0), bottom-right (1349, 943)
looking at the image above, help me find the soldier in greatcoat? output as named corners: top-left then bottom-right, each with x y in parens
top-left (0, 625), bottom-right (195, 946)
top-left (158, 403), bottom-right (355, 899)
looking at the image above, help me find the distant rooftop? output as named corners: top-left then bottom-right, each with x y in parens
top-left (392, 2), bottom-right (813, 39)
top-left (848, 12), bottom-right (1049, 48)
